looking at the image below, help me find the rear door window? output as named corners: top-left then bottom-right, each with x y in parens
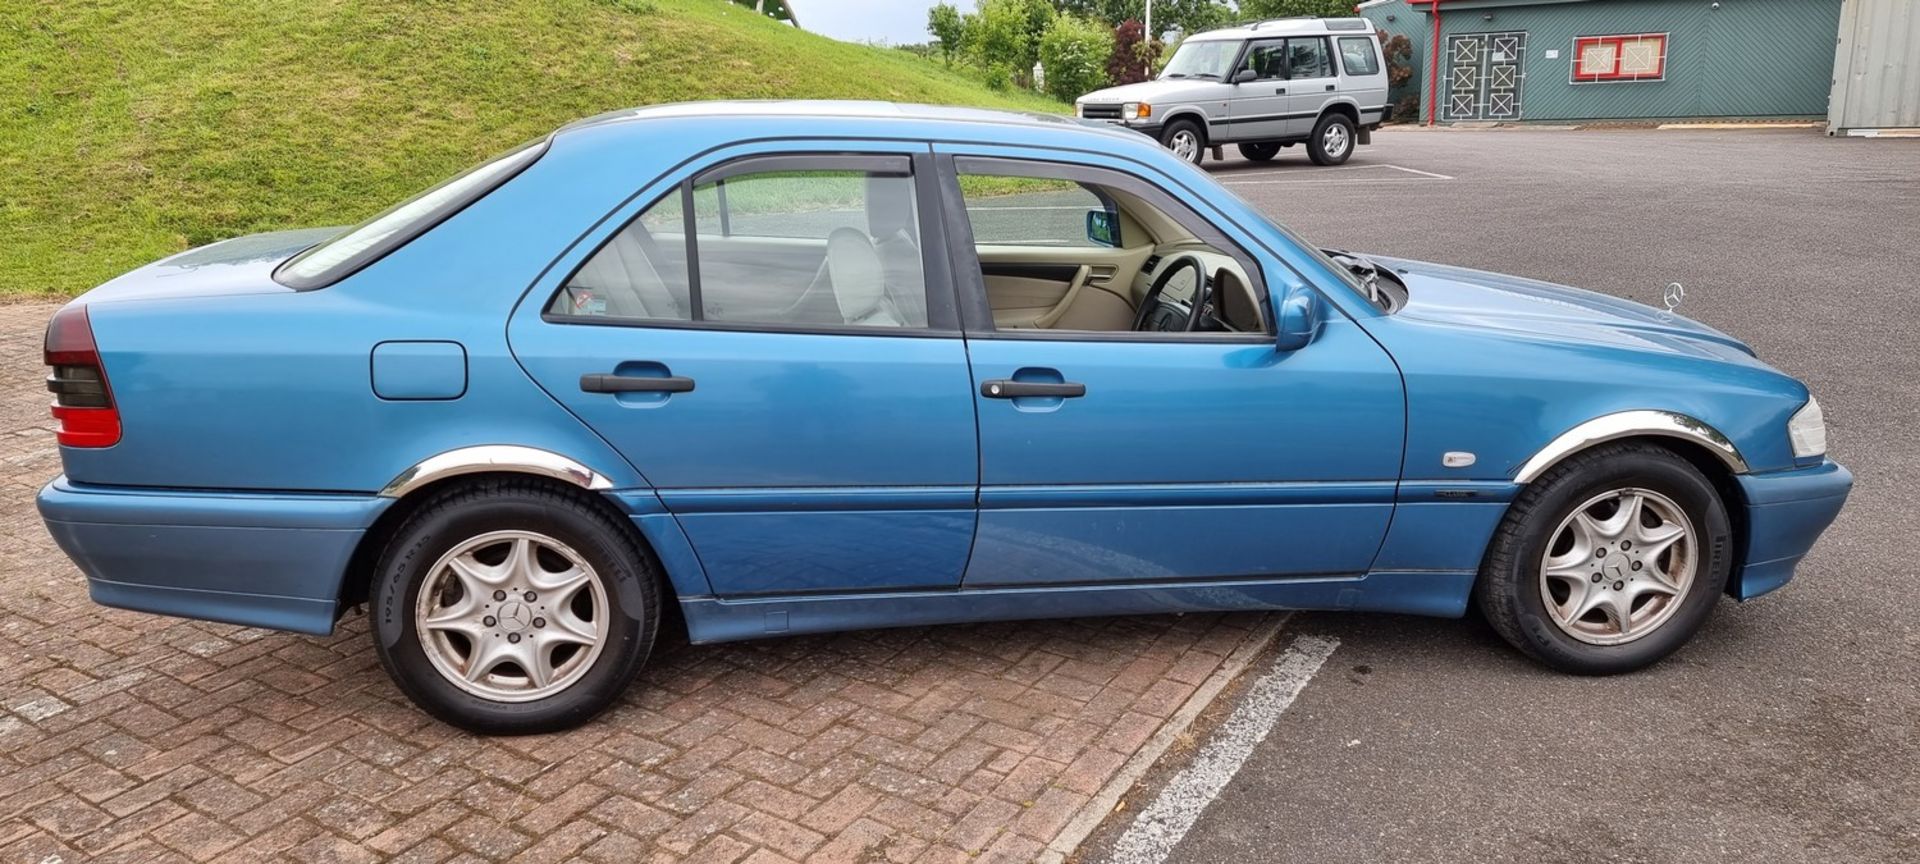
top-left (1285, 37), bottom-right (1333, 79)
top-left (549, 155), bottom-right (933, 330)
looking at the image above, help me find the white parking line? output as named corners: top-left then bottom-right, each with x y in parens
top-left (1103, 634), bottom-right (1341, 864)
top-left (1220, 163), bottom-right (1453, 185)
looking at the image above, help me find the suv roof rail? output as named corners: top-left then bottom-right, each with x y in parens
top-left (1243, 16), bottom-right (1372, 31)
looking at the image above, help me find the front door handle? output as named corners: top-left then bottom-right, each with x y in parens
top-left (581, 373), bottom-right (695, 394)
top-left (1276, 87), bottom-right (1288, 94)
top-left (981, 379), bottom-right (1086, 399)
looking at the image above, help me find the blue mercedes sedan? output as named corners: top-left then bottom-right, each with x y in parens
top-left (38, 102), bottom-right (1850, 733)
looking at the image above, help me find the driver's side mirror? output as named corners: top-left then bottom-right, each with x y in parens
top-left (1231, 69), bottom-right (1259, 85)
top-left (1085, 209), bottom-right (1119, 247)
top-left (1275, 288), bottom-right (1323, 352)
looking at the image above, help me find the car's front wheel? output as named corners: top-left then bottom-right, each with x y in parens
top-left (1475, 442), bottom-right (1731, 674)
top-left (371, 479), bottom-right (659, 734)
top-left (1161, 119), bottom-right (1206, 166)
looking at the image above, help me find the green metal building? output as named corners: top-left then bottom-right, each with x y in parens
top-left (1359, 0), bottom-right (1845, 124)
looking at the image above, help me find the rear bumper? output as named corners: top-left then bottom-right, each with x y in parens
top-left (38, 477), bottom-right (389, 635)
top-left (1730, 460), bottom-right (1852, 600)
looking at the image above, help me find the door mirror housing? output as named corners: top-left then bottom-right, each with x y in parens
top-left (1274, 288), bottom-right (1323, 352)
top-left (1085, 209), bottom-right (1119, 247)
top-left (1231, 68), bottom-right (1260, 85)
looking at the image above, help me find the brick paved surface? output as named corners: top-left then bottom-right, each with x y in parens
top-left (0, 302), bottom-right (1274, 863)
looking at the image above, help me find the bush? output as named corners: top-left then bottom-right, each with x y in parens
top-left (1107, 19), bottom-right (1157, 86)
top-left (1381, 32), bottom-right (1419, 124)
top-left (1039, 15), bottom-right (1115, 102)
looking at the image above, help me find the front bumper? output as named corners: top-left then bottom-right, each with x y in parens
top-left (1730, 459), bottom-right (1852, 600)
top-left (38, 477), bottom-right (390, 635)
top-left (1083, 115), bottom-right (1163, 139)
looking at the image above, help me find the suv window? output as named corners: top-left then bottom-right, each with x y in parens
top-left (550, 159), bottom-right (929, 329)
top-left (1285, 37), bottom-right (1333, 79)
top-left (1338, 37), bottom-right (1380, 76)
top-left (959, 177), bottom-right (1117, 248)
top-left (1239, 39), bottom-right (1287, 81)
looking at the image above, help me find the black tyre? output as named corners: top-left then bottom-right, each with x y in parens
top-left (1306, 113), bottom-right (1357, 166)
top-left (1161, 118), bottom-right (1206, 166)
top-left (1237, 142), bottom-right (1282, 162)
top-left (371, 478), bottom-right (660, 734)
top-left (1474, 442), bottom-right (1732, 675)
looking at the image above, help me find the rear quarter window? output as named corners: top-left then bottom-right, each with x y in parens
top-left (274, 138), bottom-right (549, 290)
top-left (1339, 37), bottom-right (1381, 76)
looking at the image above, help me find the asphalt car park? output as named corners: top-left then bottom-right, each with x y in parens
top-left (1, 125), bottom-right (1913, 864)
top-left (1082, 126), bottom-right (1920, 864)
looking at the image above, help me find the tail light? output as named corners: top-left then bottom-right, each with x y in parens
top-left (44, 305), bottom-right (121, 448)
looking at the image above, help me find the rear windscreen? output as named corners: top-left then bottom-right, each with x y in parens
top-left (274, 137), bottom-right (549, 290)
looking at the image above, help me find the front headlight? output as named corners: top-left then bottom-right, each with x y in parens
top-left (1788, 397), bottom-right (1827, 458)
top-left (1124, 102), bottom-right (1152, 121)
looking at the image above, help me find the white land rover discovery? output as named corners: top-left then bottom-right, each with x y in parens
top-left (1076, 17), bottom-right (1391, 167)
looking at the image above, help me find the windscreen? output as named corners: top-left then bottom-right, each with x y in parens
top-left (1160, 39), bottom-right (1238, 80)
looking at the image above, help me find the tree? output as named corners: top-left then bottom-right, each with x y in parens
top-left (1151, 0), bottom-right (1234, 38)
top-left (1238, 0), bottom-right (1356, 20)
top-left (928, 3), bottom-right (968, 65)
top-left (1107, 19), bottom-right (1158, 86)
top-left (1048, 1), bottom-right (1232, 39)
top-left (968, 0), bottom-right (1053, 88)
top-left (1039, 15), bottom-right (1116, 102)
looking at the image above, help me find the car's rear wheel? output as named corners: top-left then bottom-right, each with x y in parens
top-left (1237, 142), bottom-right (1282, 162)
top-left (371, 479), bottom-right (658, 734)
top-left (1475, 442), bottom-right (1731, 674)
top-left (1161, 119), bottom-right (1206, 166)
top-left (1306, 113), bottom-right (1356, 166)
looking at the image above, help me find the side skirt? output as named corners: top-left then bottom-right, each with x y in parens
top-left (676, 570), bottom-right (1476, 645)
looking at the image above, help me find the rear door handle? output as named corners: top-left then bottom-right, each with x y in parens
top-left (1325, 84), bottom-right (1337, 91)
top-left (1275, 87), bottom-right (1287, 95)
top-left (580, 373), bottom-right (695, 394)
top-left (981, 379), bottom-right (1086, 399)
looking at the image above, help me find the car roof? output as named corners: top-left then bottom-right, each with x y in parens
top-left (559, 100), bottom-right (1135, 141)
top-left (1185, 17), bottom-right (1374, 41)
top-left (568, 100), bottom-right (1074, 128)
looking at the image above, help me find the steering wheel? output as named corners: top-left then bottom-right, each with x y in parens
top-left (1132, 253), bottom-right (1213, 333)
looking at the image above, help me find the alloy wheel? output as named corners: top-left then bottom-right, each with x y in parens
top-left (1323, 124), bottom-right (1350, 159)
top-left (1538, 487), bottom-right (1697, 646)
top-left (414, 529), bottom-right (608, 701)
top-left (1170, 129), bottom-right (1200, 163)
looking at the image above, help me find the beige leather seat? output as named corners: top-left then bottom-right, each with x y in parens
top-left (866, 176), bottom-right (927, 326)
top-left (825, 228), bottom-right (906, 327)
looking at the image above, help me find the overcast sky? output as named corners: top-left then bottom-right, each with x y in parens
top-left (792, 0), bottom-right (940, 46)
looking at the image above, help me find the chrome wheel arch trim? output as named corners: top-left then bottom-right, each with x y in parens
top-left (380, 445), bottom-right (615, 498)
top-left (1513, 410), bottom-right (1749, 484)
